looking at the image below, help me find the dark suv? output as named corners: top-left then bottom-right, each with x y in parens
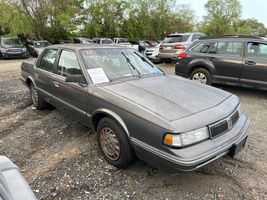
top-left (175, 35), bottom-right (267, 90)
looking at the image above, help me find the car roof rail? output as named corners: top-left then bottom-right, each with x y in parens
top-left (199, 35), bottom-right (263, 40)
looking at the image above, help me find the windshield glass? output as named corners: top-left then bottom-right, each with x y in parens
top-left (118, 38), bottom-right (129, 43)
top-left (163, 35), bottom-right (190, 43)
top-left (34, 41), bottom-right (49, 48)
top-left (2, 38), bottom-right (22, 46)
top-left (81, 49), bottom-right (163, 81)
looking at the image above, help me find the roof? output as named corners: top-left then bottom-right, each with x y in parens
top-left (47, 43), bottom-right (128, 50)
top-left (167, 32), bottom-right (204, 36)
top-left (199, 35), bottom-right (263, 41)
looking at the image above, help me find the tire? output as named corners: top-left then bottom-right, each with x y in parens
top-left (97, 117), bottom-right (135, 168)
top-left (190, 68), bottom-right (211, 85)
top-left (30, 83), bottom-right (47, 109)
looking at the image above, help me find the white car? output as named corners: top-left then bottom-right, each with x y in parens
top-left (144, 43), bottom-right (161, 63)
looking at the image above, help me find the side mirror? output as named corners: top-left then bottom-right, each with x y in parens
top-left (65, 74), bottom-right (87, 85)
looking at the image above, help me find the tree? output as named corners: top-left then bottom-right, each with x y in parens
top-left (236, 19), bottom-right (267, 36)
top-left (199, 0), bottom-right (241, 35)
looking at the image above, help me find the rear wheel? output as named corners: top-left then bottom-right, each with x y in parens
top-left (190, 68), bottom-right (211, 85)
top-left (30, 83), bottom-right (47, 109)
top-left (97, 117), bottom-right (135, 168)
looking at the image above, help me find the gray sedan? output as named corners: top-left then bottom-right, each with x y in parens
top-left (20, 44), bottom-right (250, 172)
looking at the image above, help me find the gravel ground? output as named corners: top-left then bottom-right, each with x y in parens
top-left (0, 59), bottom-right (266, 200)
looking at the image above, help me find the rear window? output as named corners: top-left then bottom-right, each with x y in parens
top-left (163, 35), bottom-right (190, 43)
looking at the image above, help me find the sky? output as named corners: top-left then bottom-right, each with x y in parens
top-left (176, 0), bottom-right (267, 26)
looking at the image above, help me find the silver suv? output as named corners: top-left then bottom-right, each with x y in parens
top-left (159, 32), bottom-right (205, 62)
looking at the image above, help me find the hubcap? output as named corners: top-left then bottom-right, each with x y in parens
top-left (100, 127), bottom-right (120, 161)
top-left (31, 86), bottom-right (38, 105)
top-left (192, 72), bottom-right (207, 84)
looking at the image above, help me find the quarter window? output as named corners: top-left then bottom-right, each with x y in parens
top-left (57, 50), bottom-right (82, 77)
top-left (209, 41), bottom-right (243, 56)
top-left (247, 42), bottom-right (267, 58)
top-left (38, 49), bottom-right (59, 72)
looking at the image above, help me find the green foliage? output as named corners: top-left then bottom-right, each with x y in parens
top-left (0, 1), bottom-right (32, 36)
top-left (199, 0), bottom-right (241, 35)
top-left (0, 0), bottom-right (266, 41)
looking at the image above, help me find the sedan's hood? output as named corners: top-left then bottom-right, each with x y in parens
top-left (102, 75), bottom-right (232, 122)
top-left (2, 44), bottom-right (24, 48)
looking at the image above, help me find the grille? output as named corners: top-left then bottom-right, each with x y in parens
top-left (209, 109), bottom-right (239, 138)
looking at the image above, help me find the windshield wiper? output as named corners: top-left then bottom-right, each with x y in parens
top-left (133, 52), bottom-right (165, 75)
top-left (121, 52), bottom-right (141, 77)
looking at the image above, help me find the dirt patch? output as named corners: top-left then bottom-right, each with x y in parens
top-left (0, 59), bottom-right (266, 199)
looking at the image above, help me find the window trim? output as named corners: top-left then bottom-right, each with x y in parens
top-left (245, 41), bottom-right (267, 59)
top-left (55, 48), bottom-right (85, 79)
top-left (36, 48), bottom-right (60, 72)
top-left (207, 40), bottom-right (244, 57)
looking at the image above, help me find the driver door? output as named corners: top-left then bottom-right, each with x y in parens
top-left (50, 49), bottom-right (89, 124)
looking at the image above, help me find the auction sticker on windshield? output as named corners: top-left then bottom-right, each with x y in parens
top-left (87, 68), bottom-right (110, 84)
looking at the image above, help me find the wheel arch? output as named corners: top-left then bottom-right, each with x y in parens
top-left (187, 59), bottom-right (215, 77)
top-left (91, 108), bottom-right (130, 138)
top-left (25, 76), bottom-right (36, 88)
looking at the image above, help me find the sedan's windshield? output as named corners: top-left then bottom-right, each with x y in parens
top-left (81, 49), bottom-right (163, 81)
top-left (2, 38), bottom-right (22, 46)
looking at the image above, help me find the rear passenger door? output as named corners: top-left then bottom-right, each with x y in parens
top-left (241, 41), bottom-right (267, 88)
top-left (207, 40), bottom-right (244, 84)
top-left (35, 48), bottom-right (59, 100)
top-left (50, 49), bottom-right (89, 124)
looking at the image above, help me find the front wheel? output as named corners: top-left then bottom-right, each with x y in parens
top-left (30, 84), bottom-right (47, 109)
top-left (97, 117), bottom-right (135, 168)
top-left (190, 68), bottom-right (211, 85)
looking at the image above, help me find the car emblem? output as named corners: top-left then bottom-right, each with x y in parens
top-left (227, 118), bottom-right (233, 129)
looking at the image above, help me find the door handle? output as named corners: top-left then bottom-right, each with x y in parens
top-left (53, 81), bottom-right (60, 87)
top-left (245, 61), bottom-right (256, 66)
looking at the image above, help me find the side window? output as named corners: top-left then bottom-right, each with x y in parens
top-left (247, 42), bottom-right (267, 58)
top-left (57, 50), bottom-right (82, 77)
top-left (209, 41), bottom-right (242, 56)
top-left (192, 34), bottom-right (201, 41)
top-left (38, 49), bottom-right (58, 72)
top-left (191, 42), bottom-right (210, 53)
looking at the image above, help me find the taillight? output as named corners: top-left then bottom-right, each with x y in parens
top-left (160, 44), bottom-right (164, 50)
top-left (178, 52), bottom-right (188, 59)
top-left (174, 44), bottom-right (185, 50)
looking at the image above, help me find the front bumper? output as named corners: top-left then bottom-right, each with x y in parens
top-left (1, 52), bottom-right (28, 59)
top-left (132, 113), bottom-right (250, 172)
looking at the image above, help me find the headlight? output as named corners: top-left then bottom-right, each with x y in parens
top-left (22, 48), bottom-right (27, 52)
top-left (1, 48), bottom-right (7, 53)
top-left (163, 127), bottom-right (209, 147)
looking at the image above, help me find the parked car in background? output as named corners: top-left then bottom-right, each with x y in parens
top-left (144, 43), bottom-right (161, 63)
top-left (93, 38), bottom-right (114, 44)
top-left (159, 32), bottom-right (205, 62)
top-left (20, 44), bottom-right (250, 172)
top-left (175, 35), bottom-right (267, 90)
top-left (0, 156), bottom-right (36, 200)
top-left (0, 37), bottom-right (29, 59)
top-left (27, 40), bottom-right (50, 57)
top-left (113, 38), bottom-right (139, 50)
top-left (130, 41), bottom-right (150, 53)
top-left (73, 37), bottom-right (93, 44)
